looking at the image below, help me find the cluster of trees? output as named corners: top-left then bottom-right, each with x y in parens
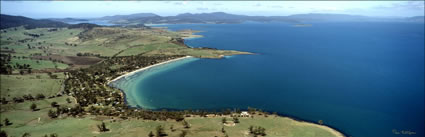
top-left (248, 126), bottom-right (266, 137)
top-left (2, 93), bottom-right (46, 104)
top-left (47, 105), bottom-right (84, 118)
top-left (64, 42), bottom-right (78, 47)
top-left (18, 38), bottom-right (34, 43)
top-left (1, 118), bottom-right (13, 127)
top-left (0, 54), bottom-right (13, 74)
top-left (43, 133), bottom-right (58, 137)
top-left (14, 63), bottom-right (31, 69)
top-left (76, 52), bottom-right (100, 57)
top-left (23, 32), bottom-right (44, 38)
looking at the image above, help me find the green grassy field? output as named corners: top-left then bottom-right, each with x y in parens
top-left (117, 43), bottom-right (182, 57)
top-left (0, 73), bottom-right (65, 100)
top-left (1, 27), bottom-right (250, 59)
top-left (1, 113), bottom-right (341, 137)
top-left (10, 58), bottom-right (68, 70)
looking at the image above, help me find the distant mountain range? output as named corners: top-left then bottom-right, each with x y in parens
top-left (1, 12), bottom-right (424, 29)
top-left (86, 12), bottom-right (425, 25)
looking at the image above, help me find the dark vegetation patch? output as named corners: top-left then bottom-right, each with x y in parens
top-left (68, 23), bottom-right (101, 30)
top-left (32, 55), bottom-right (103, 66)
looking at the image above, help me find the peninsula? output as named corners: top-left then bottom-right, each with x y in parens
top-left (0, 14), bottom-right (344, 137)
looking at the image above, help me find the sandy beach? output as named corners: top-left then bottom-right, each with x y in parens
top-left (291, 118), bottom-right (346, 137)
top-left (108, 56), bottom-right (193, 84)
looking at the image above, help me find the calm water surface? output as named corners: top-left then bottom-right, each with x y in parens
top-left (113, 22), bottom-right (424, 137)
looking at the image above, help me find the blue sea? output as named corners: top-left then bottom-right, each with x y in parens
top-left (112, 22), bottom-right (424, 137)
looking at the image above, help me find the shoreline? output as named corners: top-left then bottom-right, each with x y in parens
top-left (106, 55), bottom-right (346, 137)
top-left (290, 117), bottom-right (346, 137)
top-left (108, 56), bottom-right (193, 85)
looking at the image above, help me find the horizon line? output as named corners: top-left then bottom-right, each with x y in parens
top-left (2, 11), bottom-right (423, 20)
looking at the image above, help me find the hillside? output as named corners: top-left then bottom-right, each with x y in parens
top-left (0, 14), bottom-right (69, 29)
top-left (49, 12), bottom-right (425, 25)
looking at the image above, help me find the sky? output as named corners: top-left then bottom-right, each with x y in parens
top-left (1, 1), bottom-right (424, 19)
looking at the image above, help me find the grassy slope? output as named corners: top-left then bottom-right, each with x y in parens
top-left (10, 59), bottom-right (68, 70)
top-left (1, 27), bottom-right (251, 60)
top-left (1, 114), bottom-right (340, 137)
top-left (0, 73), bottom-right (65, 100)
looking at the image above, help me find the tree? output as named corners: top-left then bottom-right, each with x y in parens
top-left (179, 130), bottom-right (187, 137)
top-left (49, 133), bottom-right (58, 137)
top-left (30, 103), bottom-right (37, 111)
top-left (48, 109), bottom-right (58, 118)
top-left (66, 98), bottom-right (72, 103)
top-left (170, 125), bottom-right (175, 132)
top-left (0, 97), bottom-right (8, 104)
top-left (3, 118), bottom-right (12, 126)
top-left (148, 131), bottom-right (154, 137)
top-left (21, 132), bottom-right (30, 137)
top-left (97, 121), bottom-right (109, 132)
top-left (249, 126), bottom-right (266, 136)
top-left (183, 120), bottom-right (190, 129)
top-left (248, 126), bottom-right (253, 134)
top-left (233, 117), bottom-right (239, 123)
top-left (51, 102), bottom-right (59, 107)
top-left (222, 117), bottom-right (227, 124)
top-left (0, 130), bottom-right (7, 137)
top-left (155, 125), bottom-right (166, 137)
top-left (36, 94), bottom-right (45, 100)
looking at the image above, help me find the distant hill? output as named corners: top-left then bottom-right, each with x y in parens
top-left (91, 12), bottom-right (425, 25)
top-left (67, 23), bottom-right (102, 29)
top-left (405, 16), bottom-right (425, 22)
top-left (96, 12), bottom-right (298, 24)
top-left (286, 13), bottom-right (371, 22)
top-left (99, 13), bottom-right (159, 21)
top-left (48, 18), bottom-right (89, 22)
top-left (21, 12), bottom-right (424, 26)
top-left (0, 14), bottom-right (69, 29)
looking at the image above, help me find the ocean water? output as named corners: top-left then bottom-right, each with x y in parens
top-left (114, 22), bottom-right (424, 137)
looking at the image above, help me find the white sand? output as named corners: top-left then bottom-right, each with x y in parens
top-left (108, 56), bottom-right (192, 84)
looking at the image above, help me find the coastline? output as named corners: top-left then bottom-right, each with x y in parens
top-left (106, 55), bottom-right (347, 137)
top-left (108, 56), bottom-right (193, 85)
top-left (107, 55), bottom-right (194, 108)
top-left (290, 117), bottom-right (346, 137)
